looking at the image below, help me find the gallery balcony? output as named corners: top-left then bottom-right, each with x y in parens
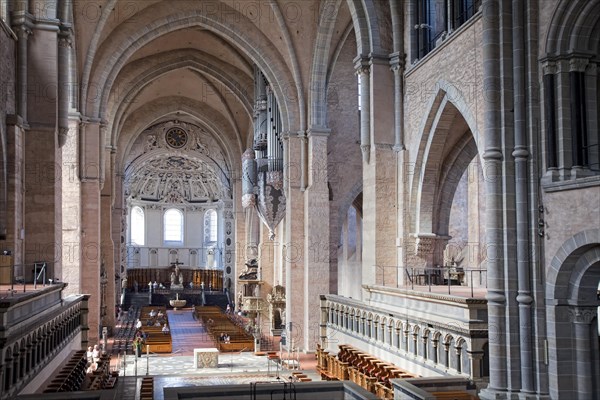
top-left (321, 268), bottom-right (489, 385)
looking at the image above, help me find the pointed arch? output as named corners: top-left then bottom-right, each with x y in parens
top-left (409, 81), bottom-right (483, 250)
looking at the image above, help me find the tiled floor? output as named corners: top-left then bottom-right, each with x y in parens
top-left (111, 309), bottom-right (320, 400)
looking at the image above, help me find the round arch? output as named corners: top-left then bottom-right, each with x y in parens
top-left (546, 228), bottom-right (600, 399)
top-left (80, 3), bottom-right (299, 131)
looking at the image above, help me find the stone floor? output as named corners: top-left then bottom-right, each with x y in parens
top-left (108, 308), bottom-right (319, 400)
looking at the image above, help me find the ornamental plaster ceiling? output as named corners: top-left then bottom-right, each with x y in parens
top-left (124, 120), bottom-right (231, 205)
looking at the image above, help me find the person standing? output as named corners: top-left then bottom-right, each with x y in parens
top-left (133, 335), bottom-right (144, 358)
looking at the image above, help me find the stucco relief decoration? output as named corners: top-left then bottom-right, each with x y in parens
top-left (126, 155), bottom-right (230, 204)
top-left (125, 120), bottom-right (232, 206)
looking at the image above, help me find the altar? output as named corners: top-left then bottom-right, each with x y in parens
top-left (194, 347), bottom-right (219, 368)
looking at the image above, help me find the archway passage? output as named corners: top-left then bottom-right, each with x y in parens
top-left (409, 91), bottom-right (486, 284)
top-left (547, 231), bottom-right (600, 399)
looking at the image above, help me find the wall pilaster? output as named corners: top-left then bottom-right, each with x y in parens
top-left (283, 133), bottom-right (305, 351)
top-left (100, 146), bottom-right (116, 329)
top-left (80, 120), bottom-right (102, 343)
top-left (304, 129), bottom-right (330, 350)
top-left (3, 116), bottom-right (25, 270)
top-left (361, 57), bottom-right (398, 294)
top-left (61, 117), bottom-right (81, 296)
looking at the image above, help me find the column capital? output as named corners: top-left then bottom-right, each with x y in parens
top-left (354, 55), bottom-right (371, 75)
top-left (541, 60), bottom-right (558, 75)
top-left (569, 307), bottom-right (597, 324)
top-left (569, 57), bottom-right (589, 72)
top-left (13, 24), bottom-right (32, 38)
top-left (389, 51), bottom-right (405, 72)
top-left (307, 127), bottom-right (331, 138)
top-left (11, 11), bottom-right (34, 35)
top-left (5, 114), bottom-right (25, 127)
top-left (58, 27), bottom-right (73, 48)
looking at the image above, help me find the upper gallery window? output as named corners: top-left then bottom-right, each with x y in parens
top-left (130, 206), bottom-right (145, 246)
top-left (164, 208), bottom-right (184, 244)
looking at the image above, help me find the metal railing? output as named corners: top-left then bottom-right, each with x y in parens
top-left (0, 262), bottom-right (55, 296)
top-left (400, 265), bottom-right (487, 298)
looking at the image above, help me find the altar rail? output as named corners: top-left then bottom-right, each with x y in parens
top-left (126, 268), bottom-right (223, 291)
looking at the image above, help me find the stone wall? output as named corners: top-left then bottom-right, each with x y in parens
top-left (0, 20), bottom-right (19, 265)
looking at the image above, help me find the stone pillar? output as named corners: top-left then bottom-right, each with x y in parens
top-left (356, 59), bottom-right (370, 163)
top-left (571, 307), bottom-right (597, 398)
top-left (360, 56), bottom-right (398, 293)
top-left (62, 118), bottom-right (81, 296)
top-left (13, 22), bottom-right (31, 122)
top-left (4, 117), bottom-right (25, 271)
top-left (304, 128), bottom-right (330, 350)
top-left (467, 160), bottom-right (482, 273)
top-left (80, 120), bottom-right (102, 343)
top-left (554, 59), bottom-right (573, 179)
top-left (283, 133), bottom-right (305, 351)
top-left (100, 145), bottom-right (116, 329)
top-left (479, 0), bottom-right (508, 397)
top-left (319, 295), bottom-right (328, 347)
top-left (24, 19), bottom-right (63, 282)
top-left (468, 350), bottom-right (484, 380)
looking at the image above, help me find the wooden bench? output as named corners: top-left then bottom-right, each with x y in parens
top-left (139, 325), bottom-right (172, 353)
top-left (219, 340), bottom-right (254, 352)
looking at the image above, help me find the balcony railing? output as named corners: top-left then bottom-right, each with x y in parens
top-left (401, 266), bottom-right (487, 298)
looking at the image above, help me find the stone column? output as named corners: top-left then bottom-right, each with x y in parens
top-left (13, 22), bottom-right (31, 122)
top-left (356, 59), bottom-right (371, 163)
top-left (62, 118), bottom-right (81, 296)
top-left (4, 116), bottom-right (25, 271)
top-left (100, 145), bottom-right (116, 329)
top-left (468, 350), bottom-right (484, 380)
top-left (568, 58), bottom-right (590, 177)
top-left (283, 133), bottom-right (305, 351)
top-left (24, 21), bottom-right (62, 283)
top-left (571, 307), bottom-right (597, 398)
top-left (304, 128), bottom-right (330, 350)
top-left (360, 56), bottom-right (398, 293)
top-left (554, 59), bottom-right (573, 179)
top-left (80, 120), bottom-right (102, 343)
top-left (467, 160), bottom-right (482, 274)
top-left (480, 0), bottom-right (508, 397)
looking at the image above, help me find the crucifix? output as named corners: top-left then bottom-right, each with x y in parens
top-left (170, 258), bottom-right (184, 274)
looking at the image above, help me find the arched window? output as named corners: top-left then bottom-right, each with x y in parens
top-left (164, 208), bottom-right (184, 244)
top-left (204, 209), bottom-right (217, 242)
top-left (130, 206), bottom-right (145, 245)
